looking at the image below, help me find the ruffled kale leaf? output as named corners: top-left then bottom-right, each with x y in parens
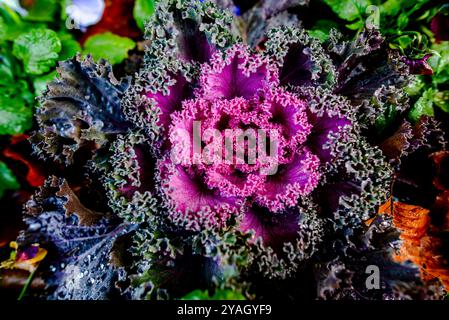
top-left (265, 27), bottom-right (337, 88)
top-left (31, 55), bottom-right (131, 164)
top-left (377, 115), bottom-right (446, 165)
top-left (21, 176), bottom-right (136, 299)
top-left (213, 0), bottom-right (309, 48)
top-left (325, 28), bottom-right (409, 111)
top-left (117, 1), bottom-right (401, 299)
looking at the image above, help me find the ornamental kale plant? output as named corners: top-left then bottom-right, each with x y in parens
top-left (14, 0), bottom-right (448, 300)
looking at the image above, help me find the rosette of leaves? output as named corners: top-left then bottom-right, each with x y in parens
top-left (113, 0), bottom-right (435, 300)
top-left (22, 0), bottom-right (447, 300)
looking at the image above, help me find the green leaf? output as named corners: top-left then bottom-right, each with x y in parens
top-left (0, 1), bottom-right (23, 23)
top-left (434, 91), bottom-right (449, 113)
top-left (397, 12), bottom-right (409, 30)
top-left (380, 0), bottom-right (404, 16)
top-left (181, 289), bottom-right (245, 300)
top-left (429, 42), bottom-right (449, 85)
top-left (0, 5), bottom-right (30, 41)
top-left (408, 88), bottom-right (435, 122)
top-left (133, 0), bottom-right (156, 31)
top-left (0, 161), bottom-right (19, 198)
top-left (23, 0), bottom-right (58, 22)
top-left (408, 0), bottom-right (431, 16)
top-left (323, 0), bottom-right (371, 22)
top-left (211, 290), bottom-right (245, 300)
top-left (375, 105), bottom-right (399, 135)
top-left (309, 20), bottom-right (339, 42)
top-left (0, 47), bottom-right (16, 85)
top-left (33, 71), bottom-right (57, 96)
top-left (404, 76), bottom-right (425, 96)
top-left (0, 16), bottom-right (7, 41)
top-left (83, 32), bottom-right (135, 65)
top-left (388, 31), bottom-right (429, 58)
top-left (58, 32), bottom-right (82, 60)
top-left (389, 34), bottom-right (413, 51)
top-left (0, 82), bottom-right (34, 135)
top-left (0, 102), bottom-right (33, 135)
top-left (0, 22), bottom-right (46, 42)
top-left (346, 19), bottom-right (365, 30)
top-left (309, 30), bottom-right (328, 42)
top-left (12, 28), bottom-right (62, 75)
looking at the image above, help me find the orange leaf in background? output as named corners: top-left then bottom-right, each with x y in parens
top-left (388, 201), bottom-right (430, 264)
top-left (392, 202), bottom-right (430, 244)
top-left (383, 199), bottom-right (449, 289)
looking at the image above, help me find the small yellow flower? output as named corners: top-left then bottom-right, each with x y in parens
top-left (0, 242), bottom-right (47, 273)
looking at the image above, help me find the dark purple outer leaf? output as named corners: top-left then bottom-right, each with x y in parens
top-left (31, 55), bottom-right (131, 165)
top-left (20, 176), bottom-right (137, 299)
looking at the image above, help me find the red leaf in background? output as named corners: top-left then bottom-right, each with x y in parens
top-left (80, 0), bottom-right (142, 44)
top-left (2, 135), bottom-right (45, 188)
